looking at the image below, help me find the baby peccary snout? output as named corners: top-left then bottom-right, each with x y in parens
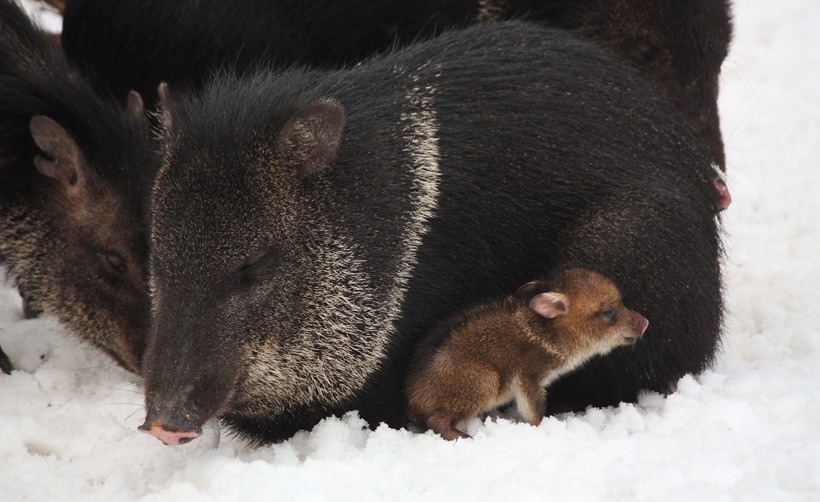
top-left (406, 268), bottom-right (648, 440)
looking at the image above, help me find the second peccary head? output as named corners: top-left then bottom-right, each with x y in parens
top-left (519, 269), bottom-right (649, 355)
top-left (0, 0), bottom-right (155, 372)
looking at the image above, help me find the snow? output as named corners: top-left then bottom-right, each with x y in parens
top-left (2, 0), bottom-right (819, 500)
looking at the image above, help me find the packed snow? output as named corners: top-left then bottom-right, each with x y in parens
top-left (2, 1), bottom-right (819, 500)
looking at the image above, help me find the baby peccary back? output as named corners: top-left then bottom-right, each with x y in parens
top-left (407, 269), bottom-right (648, 440)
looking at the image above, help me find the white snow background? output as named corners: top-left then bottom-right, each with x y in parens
top-left (2, 0), bottom-right (819, 500)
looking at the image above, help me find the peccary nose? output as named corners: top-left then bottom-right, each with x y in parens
top-left (139, 419), bottom-right (202, 445)
top-left (713, 177), bottom-right (732, 211)
top-left (630, 311), bottom-right (649, 337)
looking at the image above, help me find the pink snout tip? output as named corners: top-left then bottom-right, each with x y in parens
top-left (139, 423), bottom-right (201, 445)
top-left (631, 311), bottom-right (649, 336)
top-left (713, 177), bottom-right (731, 211)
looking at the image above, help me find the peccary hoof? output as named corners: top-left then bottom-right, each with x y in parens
top-left (22, 296), bottom-right (42, 319)
top-left (0, 346), bottom-right (11, 374)
top-left (139, 422), bottom-right (202, 445)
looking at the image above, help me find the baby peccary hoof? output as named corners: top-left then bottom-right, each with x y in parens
top-left (426, 413), bottom-right (471, 441)
top-left (0, 345), bottom-right (11, 374)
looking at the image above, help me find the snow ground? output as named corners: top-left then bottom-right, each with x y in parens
top-left (2, 1), bottom-right (819, 500)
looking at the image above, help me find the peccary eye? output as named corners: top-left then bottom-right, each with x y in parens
top-left (638, 45), bottom-right (656, 63)
top-left (241, 249), bottom-right (268, 272)
top-left (625, 39), bottom-right (665, 69)
top-left (599, 309), bottom-right (616, 321)
top-left (239, 247), bottom-right (274, 284)
top-left (100, 252), bottom-right (127, 278)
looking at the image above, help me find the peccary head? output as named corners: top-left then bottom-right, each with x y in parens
top-left (142, 83), bottom-right (352, 444)
top-left (539, 0), bottom-right (733, 170)
top-left (0, 0), bottom-right (155, 372)
top-left (520, 269), bottom-right (649, 355)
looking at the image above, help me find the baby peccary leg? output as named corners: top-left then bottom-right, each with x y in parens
top-left (426, 413), bottom-right (470, 441)
top-left (515, 380), bottom-right (547, 427)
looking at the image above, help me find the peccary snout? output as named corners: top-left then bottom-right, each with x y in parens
top-left (139, 416), bottom-right (202, 445)
top-left (628, 310), bottom-right (650, 342)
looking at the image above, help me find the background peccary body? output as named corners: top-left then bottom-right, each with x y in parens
top-left (143, 21), bottom-right (723, 444)
top-left (62, 0), bottom-right (731, 171)
top-left (406, 269), bottom-right (649, 440)
top-left (0, 0), bottom-right (154, 372)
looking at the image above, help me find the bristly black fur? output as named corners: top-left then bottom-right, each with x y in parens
top-left (62, 0), bottom-right (732, 170)
top-left (1, 0), bottom-right (156, 373)
top-left (0, 0), bottom-right (153, 205)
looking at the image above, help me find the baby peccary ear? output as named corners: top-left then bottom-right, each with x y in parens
top-left (29, 115), bottom-right (85, 196)
top-left (277, 99), bottom-right (346, 179)
top-left (530, 292), bottom-right (570, 319)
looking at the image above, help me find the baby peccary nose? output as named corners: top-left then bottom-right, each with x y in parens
top-left (626, 310), bottom-right (650, 344)
top-left (138, 419), bottom-right (202, 445)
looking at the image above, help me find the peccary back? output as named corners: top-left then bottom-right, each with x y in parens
top-left (62, 0), bottom-right (731, 168)
top-left (0, 0), bottom-right (155, 371)
top-left (144, 21), bottom-right (723, 443)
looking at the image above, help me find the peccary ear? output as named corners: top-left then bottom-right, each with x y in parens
top-left (530, 292), bottom-right (570, 319)
top-left (156, 82), bottom-right (173, 131)
top-left (515, 281), bottom-right (539, 299)
top-left (29, 115), bottom-right (86, 195)
top-left (126, 90), bottom-right (145, 119)
top-left (277, 99), bottom-right (346, 178)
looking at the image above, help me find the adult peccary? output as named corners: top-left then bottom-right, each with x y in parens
top-left (61, 0), bottom-right (732, 178)
top-left (141, 21), bottom-right (724, 445)
top-left (0, 0), bottom-right (155, 372)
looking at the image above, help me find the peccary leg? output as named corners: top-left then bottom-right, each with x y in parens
top-left (21, 296), bottom-right (42, 319)
top-left (0, 345), bottom-right (11, 374)
top-left (426, 413), bottom-right (470, 441)
top-left (515, 380), bottom-right (546, 427)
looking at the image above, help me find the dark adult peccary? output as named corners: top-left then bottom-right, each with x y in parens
top-left (61, 0), bottom-right (732, 180)
top-left (0, 0), bottom-right (155, 372)
top-left (406, 268), bottom-right (649, 440)
top-left (140, 21), bottom-right (723, 445)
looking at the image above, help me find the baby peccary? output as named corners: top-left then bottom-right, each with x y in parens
top-left (407, 269), bottom-right (648, 440)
